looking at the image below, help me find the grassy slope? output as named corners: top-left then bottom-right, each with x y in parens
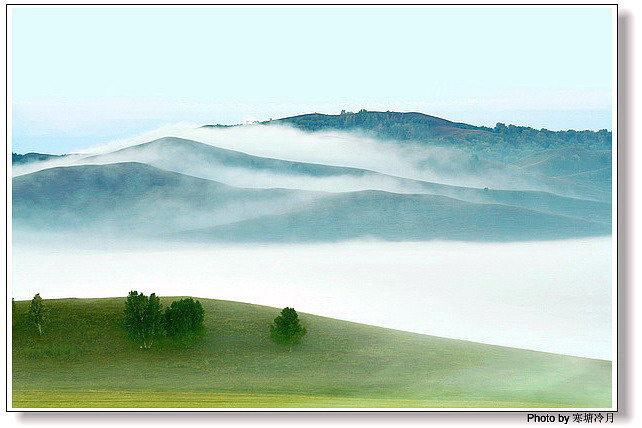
top-left (12, 298), bottom-right (612, 408)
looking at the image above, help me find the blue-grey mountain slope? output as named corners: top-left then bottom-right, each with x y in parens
top-left (512, 147), bottom-right (612, 192)
top-left (12, 162), bottom-right (319, 235)
top-left (12, 162), bottom-right (609, 242)
top-left (176, 190), bottom-right (610, 243)
top-left (81, 136), bottom-right (376, 178)
top-left (513, 147), bottom-right (611, 176)
top-left (80, 137), bottom-right (611, 223)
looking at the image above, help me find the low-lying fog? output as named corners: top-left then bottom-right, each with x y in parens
top-left (12, 237), bottom-right (612, 360)
top-left (10, 123), bottom-right (562, 194)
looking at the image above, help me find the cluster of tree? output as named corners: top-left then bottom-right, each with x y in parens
top-left (124, 292), bottom-right (308, 351)
top-left (123, 291), bottom-right (205, 349)
top-left (16, 292), bottom-right (308, 352)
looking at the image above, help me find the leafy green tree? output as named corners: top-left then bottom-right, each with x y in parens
top-left (270, 307), bottom-right (307, 351)
top-left (164, 298), bottom-right (205, 340)
top-left (123, 291), bottom-right (163, 349)
top-left (29, 293), bottom-right (47, 335)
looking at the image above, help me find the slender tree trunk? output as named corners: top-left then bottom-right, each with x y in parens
top-left (37, 323), bottom-right (42, 335)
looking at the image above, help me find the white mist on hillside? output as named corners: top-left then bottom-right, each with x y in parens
top-left (13, 123), bottom-right (548, 193)
top-left (12, 237), bottom-right (612, 360)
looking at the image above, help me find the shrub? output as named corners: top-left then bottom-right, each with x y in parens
top-left (164, 298), bottom-right (205, 342)
top-left (270, 307), bottom-right (307, 351)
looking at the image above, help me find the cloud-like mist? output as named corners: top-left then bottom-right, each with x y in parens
top-left (10, 121), bottom-right (613, 361)
top-left (12, 238), bottom-right (612, 360)
top-left (11, 123), bottom-right (606, 200)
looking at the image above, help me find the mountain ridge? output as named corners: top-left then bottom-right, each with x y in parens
top-left (78, 136), bottom-right (612, 207)
top-left (12, 162), bottom-right (610, 242)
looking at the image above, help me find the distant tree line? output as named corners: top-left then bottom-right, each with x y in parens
top-left (11, 152), bottom-right (64, 165)
top-left (261, 110), bottom-right (611, 162)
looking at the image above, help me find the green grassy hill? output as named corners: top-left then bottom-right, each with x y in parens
top-left (12, 297), bottom-right (612, 409)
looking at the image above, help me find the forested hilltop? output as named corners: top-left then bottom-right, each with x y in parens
top-left (213, 110), bottom-right (611, 162)
top-left (12, 152), bottom-right (63, 165)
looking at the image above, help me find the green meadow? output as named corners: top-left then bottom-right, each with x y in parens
top-left (12, 297), bottom-right (612, 409)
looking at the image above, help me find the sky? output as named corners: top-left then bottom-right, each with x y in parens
top-left (10, 6), bottom-right (614, 153)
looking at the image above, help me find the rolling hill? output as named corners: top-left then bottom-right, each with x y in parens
top-left (513, 147), bottom-right (612, 192)
top-left (12, 162), bottom-right (321, 234)
top-left (513, 147), bottom-right (612, 177)
top-left (177, 190), bottom-right (610, 243)
top-left (11, 297), bottom-right (612, 408)
top-left (12, 162), bottom-right (610, 242)
top-left (76, 137), bottom-right (612, 221)
top-left (204, 110), bottom-right (611, 162)
top-left (11, 111), bottom-right (613, 242)
top-left (81, 136), bottom-right (376, 178)
top-left (260, 110), bottom-right (490, 138)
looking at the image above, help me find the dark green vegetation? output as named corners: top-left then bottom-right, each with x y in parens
top-left (270, 307), bottom-right (307, 351)
top-left (254, 110), bottom-right (611, 162)
top-left (28, 293), bottom-right (47, 336)
top-left (12, 152), bottom-right (64, 165)
top-left (12, 298), bottom-right (611, 408)
top-left (164, 297), bottom-right (205, 341)
top-left (123, 291), bottom-right (164, 349)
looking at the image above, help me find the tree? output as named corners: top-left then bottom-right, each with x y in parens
top-left (29, 293), bottom-right (47, 335)
top-left (164, 298), bottom-right (205, 340)
top-left (123, 291), bottom-right (163, 349)
top-left (270, 307), bottom-right (307, 351)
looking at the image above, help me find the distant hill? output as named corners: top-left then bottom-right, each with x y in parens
top-left (12, 162), bottom-right (610, 242)
top-left (558, 167), bottom-right (612, 193)
top-left (80, 137), bottom-right (612, 221)
top-left (513, 147), bottom-right (612, 177)
top-left (12, 152), bottom-right (64, 165)
top-left (204, 110), bottom-right (612, 161)
top-left (264, 110), bottom-right (489, 138)
top-left (177, 190), bottom-right (610, 243)
top-left (12, 111), bottom-right (612, 242)
top-left (12, 162), bottom-right (320, 234)
top-left (82, 137), bottom-right (375, 178)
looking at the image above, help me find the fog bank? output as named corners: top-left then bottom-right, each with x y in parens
top-left (12, 123), bottom-right (572, 195)
top-left (12, 238), bottom-right (612, 360)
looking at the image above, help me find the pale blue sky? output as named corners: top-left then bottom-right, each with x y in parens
top-left (11, 6), bottom-right (613, 153)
